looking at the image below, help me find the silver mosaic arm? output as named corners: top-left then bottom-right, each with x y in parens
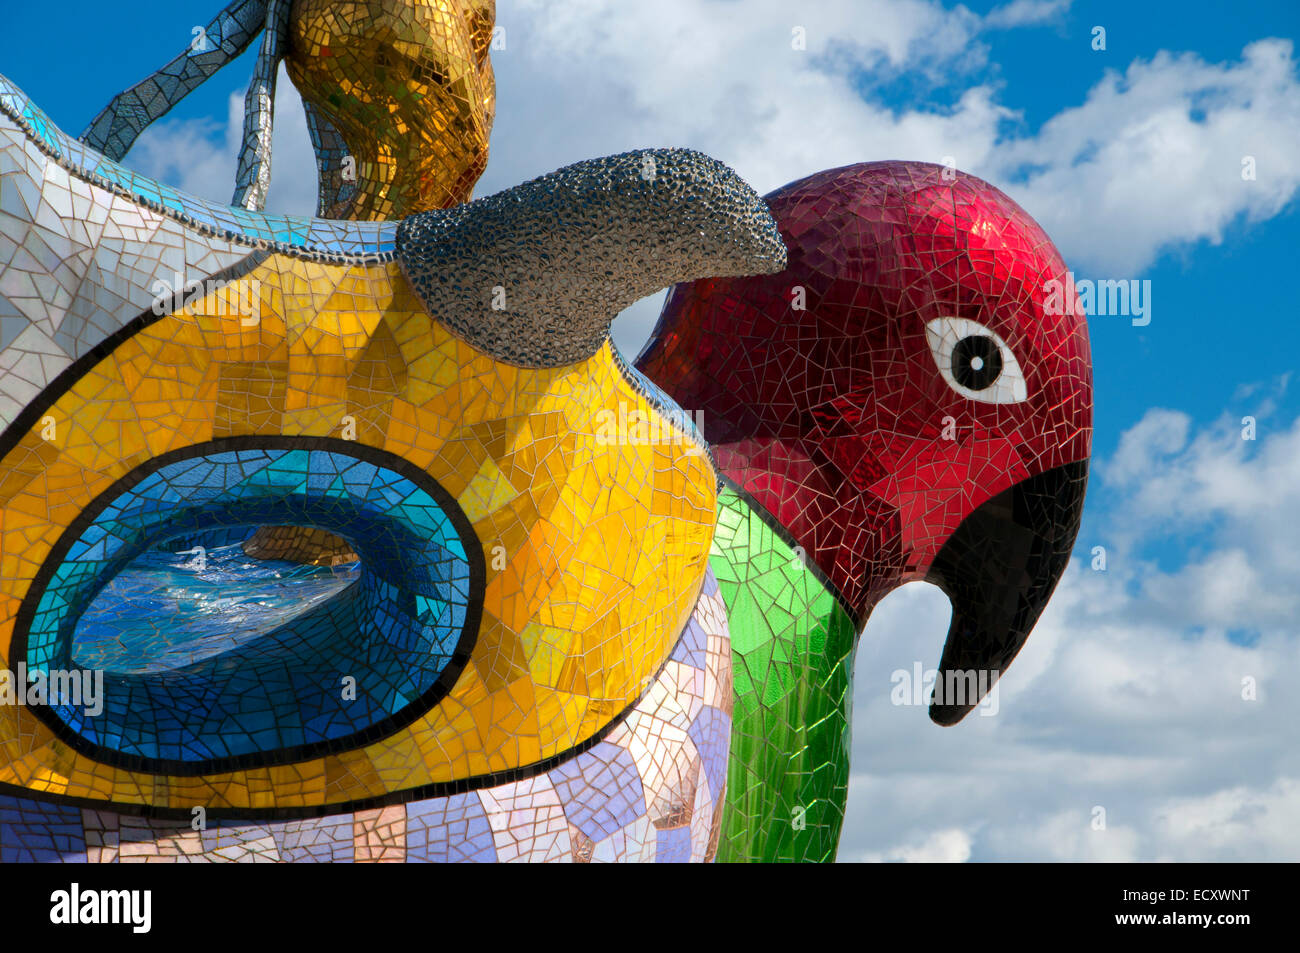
top-left (79, 0), bottom-right (270, 161)
top-left (397, 148), bottom-right (788, 368)
top-left (231, 0), bottom-right (291, 211)
top-left (303, 100), bottom-right (357, 219)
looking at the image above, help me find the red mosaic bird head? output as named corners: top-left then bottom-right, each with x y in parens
top-left (637, 160), bottom-right (1093, 724)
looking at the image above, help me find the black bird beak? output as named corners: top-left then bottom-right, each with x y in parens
top-left (923, 460), bottom-right (1089, 725)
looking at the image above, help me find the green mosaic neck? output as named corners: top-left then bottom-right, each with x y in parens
top-left (710, 485), bottom-right (860, 863)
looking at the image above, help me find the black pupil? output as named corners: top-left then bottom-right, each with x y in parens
top-left (951, 335), bottom-right (1002, 390)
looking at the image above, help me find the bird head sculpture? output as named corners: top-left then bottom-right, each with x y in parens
top-left (637, 160), bottom-right (1093, 725)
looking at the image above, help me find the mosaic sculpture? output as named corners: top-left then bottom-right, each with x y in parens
top-left (0, 0), bottom-right (1091, 863)
top-left (638, 162), bottom-right (1092, 861)
top-left (0, 75), bottom-right (779, 861)
top-left (81, 0), bottom-right (494, 218)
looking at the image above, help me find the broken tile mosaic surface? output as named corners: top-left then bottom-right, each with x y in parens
top-left (286, 0), bottom-right (498, 219)
top-left (81, 1), bottom-right (272, 162)
top-left (0, 62), bottom-right (770, 862)
top-left (637, 161), bottom-right (1092, 861)
top-left (23, 445), bottom-right (476, 767)
top-left (0, 8), bottom-right (1091, 864)
top-left (0, 571), bottom-right (732, 863)
top-left (79, 0), bottom-right (495, 219)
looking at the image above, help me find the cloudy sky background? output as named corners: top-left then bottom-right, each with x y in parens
top-left (5, 0), bottom-right (1298, 860)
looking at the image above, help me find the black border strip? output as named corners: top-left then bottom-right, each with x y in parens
top-left (0, 253), bottom-right (711, 818)
top-left (10, 435), bottom-right (486, 778)
top-left (0, 250), bottom-right (271, 463)
top-left (718, 473), bottom-right (860, 627)
top-left (0, 571), bottom-right (708, 823)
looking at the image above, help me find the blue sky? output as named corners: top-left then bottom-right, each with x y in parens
top-left (3, 0), bottom-right (1298, 861)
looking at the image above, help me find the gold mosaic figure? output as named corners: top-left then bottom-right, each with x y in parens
top-left (81, 0), bottom-right (496, 220)
top-left (286, 0), bottom-right (497, 219)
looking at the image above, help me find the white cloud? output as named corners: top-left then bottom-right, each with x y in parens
top-left (1105, 408), bottom-right (1192, 485)
top-left (1098, 400), bottom-right (1300, 606)
top-left (127, 65), bottom-right (319, 218)
top-left (859, 827), bottom-right (974, 863)
top-left (481, 4), bottom-right (1300, 349)
top-left (482, 0), bottom-right (1014, 198)
top-left (1153, 779), bottom-right (1300, 861)
top-left (983, 0), bottom-right (1073, 30)
top-left (985, 810), bottom-right (1143, 862)
top-left (481, 0), bottom-right (1021, 352)
top-left (991, 40), bottom-right (1300, 274)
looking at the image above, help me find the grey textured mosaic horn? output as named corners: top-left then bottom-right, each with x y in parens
top-left (0, 72), bottom-right (785, 400)
top-left (398, 148), bottom-right (788, 368)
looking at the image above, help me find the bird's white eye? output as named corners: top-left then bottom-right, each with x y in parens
top-left (925, 317), bottom-right (1028, 404)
